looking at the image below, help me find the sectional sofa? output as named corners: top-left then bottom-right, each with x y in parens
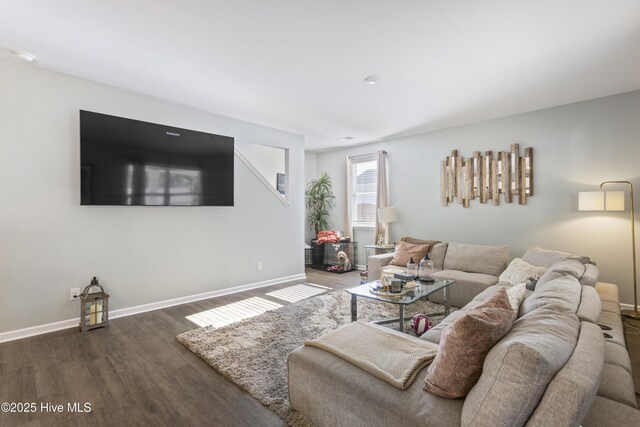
top-left (368, 239), bottom-right (599, 308)
top-left (288, 245), bottom-right (638, 426)
top-left (368, 239), bottom-right (510, 308)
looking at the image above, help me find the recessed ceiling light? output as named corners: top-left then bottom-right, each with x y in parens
top-left (337, 136), bottom-right (354, 141)
top-left (12, 50), bottom-right (35, 63)
top-left (364, 75), bottom-right (381, 85)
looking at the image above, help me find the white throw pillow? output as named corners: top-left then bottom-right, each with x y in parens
top-left (499, 258), bottom-right (547, 286)
top-left (506, 282), bottom-right (528, 319)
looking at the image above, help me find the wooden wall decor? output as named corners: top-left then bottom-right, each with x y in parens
top-left (441, 145), bottom-right (533, 207)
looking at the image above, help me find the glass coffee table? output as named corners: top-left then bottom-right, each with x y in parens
top-left (346, 279), bottom-right (456, 333)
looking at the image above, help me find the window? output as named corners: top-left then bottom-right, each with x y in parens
top-left (125, 164), bottom-right (202, 206)
top-left (350, 154), bottom-right (378, 227)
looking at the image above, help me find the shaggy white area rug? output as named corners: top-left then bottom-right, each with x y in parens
top-left (177, 289), bottom-right (448, 425)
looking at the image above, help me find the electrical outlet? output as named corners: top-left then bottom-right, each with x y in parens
top-left (256, 262), bottom-right (262, 271)
top-left (70, 288), bottom-right (80, 301)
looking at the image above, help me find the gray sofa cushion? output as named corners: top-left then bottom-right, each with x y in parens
top-left (590, 281), bottom-right (638, 410)
top-left (461, 305), bottom-right (580, 427)
top-left (598, 311), bottom-right (626, 348)
top-left (367, 252), bottom-right (395, 281)
top-left (576, 285), bottom-right (602, 323)
top-left (601, 300), bottom-right (621, 316)
top-left (536, 259), bottom-right (586, 288)
top-left (580, 263), bottom-right (599, 287)
top-left (429, 270), bottom-right (499, 308)
top-left (288, 345), bottom-right (464, 427)
top-left (605, 341), bottom-right (633, 374)
top-left (596, 281), bottom-right (619, 303)
top-left (583, 396), bottom-right (640, 426)
top-left (442, 243), bottom-right (509, 276)
top-left (526, 321), bottom-right (605, 427)
top-left (597, 364), bottom-right (638, 408)
top-left (522, 245), bottom-right (571, 268)
top-left (520, 275), bottom-right (582, 317)
top-left (429, 242), bottom-right (448, 270)
top-left (595, 282), bottom-right (621, 316)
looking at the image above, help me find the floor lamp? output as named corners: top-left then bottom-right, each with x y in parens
top-left (578, 181), bottom-right (638, 320)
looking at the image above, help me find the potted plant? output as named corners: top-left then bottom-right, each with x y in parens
top-left (305, 172), bottom-right (336, 266)
top-left (305, 172), bottom-right (336, 236)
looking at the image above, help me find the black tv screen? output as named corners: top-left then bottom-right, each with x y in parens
top-left (80, 111), bottom-right (234, 206)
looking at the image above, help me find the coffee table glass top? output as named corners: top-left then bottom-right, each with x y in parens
top-left (347, 279), bottom-right (455, 305)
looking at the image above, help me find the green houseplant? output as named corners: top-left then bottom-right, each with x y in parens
top-left (305, 172), bottom-right (336, 236)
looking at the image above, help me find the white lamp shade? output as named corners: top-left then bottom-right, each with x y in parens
top-left (604, 191), bottom-right (625, 211)
top-left (377, 206), bottom-right (398, 223)
top-left (578, 192), bottom-right (604, 211)
top-left (579, 191), bottom-right (625, 211)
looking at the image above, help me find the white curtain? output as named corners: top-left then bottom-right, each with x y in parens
top-left (374, 150), bottom-right (389, 242)
top-left (344, 156), bottom-right (353, 239)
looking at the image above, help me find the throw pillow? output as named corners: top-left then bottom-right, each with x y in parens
top-left (389, 241), bottom-right (431, 267)
top-left (498, 258), bottom-right (547, 286)
top-left (506, 282), bottom-right (527, 320)
top-left (400, 236), bottom-right (434, 246)
top-left (424, 288), bottom-right (514, 398)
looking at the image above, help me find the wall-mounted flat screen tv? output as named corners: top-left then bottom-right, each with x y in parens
top-left (80, 110), bottom-right (234, 206)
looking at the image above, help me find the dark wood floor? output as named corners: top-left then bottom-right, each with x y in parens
top-left (1, 269), bottom-right (639, 426)
top-left (0, 269), bottom-right (362, 427)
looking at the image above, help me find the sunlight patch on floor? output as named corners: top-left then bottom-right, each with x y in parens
top-left (266, 283), bottom-right (331, 303)
top-left (185, 297), bottom-right (283, 328)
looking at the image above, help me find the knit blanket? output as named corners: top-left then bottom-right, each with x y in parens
top-left (304, 322), bottom-right (439, 390)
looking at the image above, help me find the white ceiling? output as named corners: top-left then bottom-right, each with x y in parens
top-left (1, 1), bottom-right (639, 151)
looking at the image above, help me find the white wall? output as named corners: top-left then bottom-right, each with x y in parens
top-left (0, 60), bottom-right (305, 333)
top-left (236, 141), bottom-right (286, 194)
top-left (314, 90), bottom-right (640, 305)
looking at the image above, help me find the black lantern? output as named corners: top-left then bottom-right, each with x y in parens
top-left (79, 277), bottom-right (109, 332)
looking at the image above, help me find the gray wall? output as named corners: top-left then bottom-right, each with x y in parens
top-left (0, 60), bottom-right (305, 333)
top-left (313, 90), bottom-right (640, 305)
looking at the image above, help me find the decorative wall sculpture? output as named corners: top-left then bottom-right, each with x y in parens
top-left (441, 144), bottom-right (533, 207)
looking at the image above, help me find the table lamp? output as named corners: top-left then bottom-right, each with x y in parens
top-left (377, 206), bottom-right (398, 245)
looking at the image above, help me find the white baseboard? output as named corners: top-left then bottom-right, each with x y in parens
top-left (0, 318), bottom-right (81, 344)
top-left (620, 302), bottom-right (636, 311)
top-left (0, 273), bottom-right (307, 344)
